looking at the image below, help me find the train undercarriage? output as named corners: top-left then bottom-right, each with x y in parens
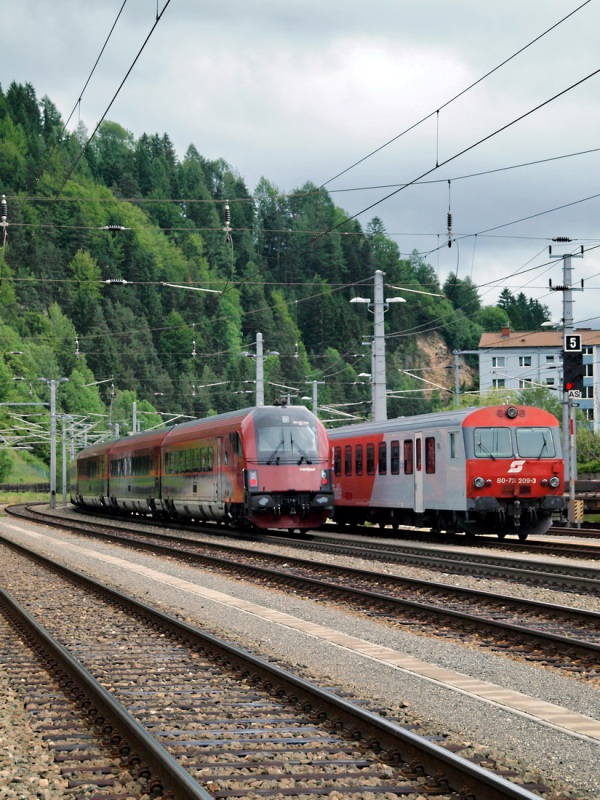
top-left (332, 495), bottom-right (565, 541)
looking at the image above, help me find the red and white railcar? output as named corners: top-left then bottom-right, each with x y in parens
top-left (71, 404), bottom-right (333, 532)
top-left (328, 405), bottom-right (565, 539)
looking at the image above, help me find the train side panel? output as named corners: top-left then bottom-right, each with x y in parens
top-left (160, 411), bottom-right (249, 523)
top-left (330, 405), bottom-right (564, 539)
top-left (105, 429), bottom-right (171, 515)
top-left (71, 441), bottom-right (112, 508)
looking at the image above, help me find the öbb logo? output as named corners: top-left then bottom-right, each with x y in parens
top-left (507, 460), bottom-right (526, 474)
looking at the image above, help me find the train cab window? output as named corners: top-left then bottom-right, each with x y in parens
top-left (378, 442), bottom-right (387, 475)
top-left (355, 444), bottom-right (363, 476)
top-left (515, 427), bottom-right (556, 458)
top-left (474, 428), bottom-right (513, 458)
top-left (416, 439), bottom-right (422, 472)
top-left (425, 436), bottom-right (436, 474)
top-left (344, 445), bottom-right (352, 476)
top-left (366, 443), bottom-right (375, 475)
top-left (390, 440), bottom-right (400, 474)
top-left (256, 419), bottom-right (318, 463)
top-left (333, 446), bottom-right (342, 476)
top-left (403, 440), bottom-right (413, 475)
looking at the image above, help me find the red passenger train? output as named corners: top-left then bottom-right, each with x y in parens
top-left (71, 404), bottom-right (334, 532)
top-left (328, 405), bottom-right (565, 540)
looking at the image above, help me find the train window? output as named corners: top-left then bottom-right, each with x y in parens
top-left (474, 428), bottom-right (513, 458)
top-left (515, 427), bottom-right (556, 458)
top-left (366, 443), bottom-right (375, 475)
top-left (403, 440), bottom-right (413, 475)
top-left (132, 455), bottom-right (150, 475)
top-left (344, 445), bottom-right (352, 476)
top-left (378, 442), bottom-right (387, 475)
top-left (334, 446), bottom-right (342, 476)
top-left (390, 440), bottom-right (400, 474)
top-left (256, 421), bottom-right (318, 462)
top-left (87, 460), bottom-right (98, 479)
top-left (229, 432), bottom-right (243, 456)
top-left (416, 439), bottom-right (422, 472)
top-left (449, 432), bottom-right (456, 459)
top-left (425, 437), bottom-right (436, 473)
top-left (355, 444), bottom-right (363, 476)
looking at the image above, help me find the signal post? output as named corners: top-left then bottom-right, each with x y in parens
top-left (550, 239), bottom-right (584, 526)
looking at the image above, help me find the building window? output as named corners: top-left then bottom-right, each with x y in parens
top-left (519, 379), bottom-right (532, 389)
top-left (583, 385), bottom-right (594, 399)
top-left (583, 346), bottom-right (593, 356)
top-left (545, 355), bottom-right (555, 364)
top-left (493, 379), bottom-right (506, 389)
top-left (585, 363), bottom-right (594, 378)
top-left (519, 355), bottom-right (532, 367)
top-left (545, 377), bottom-right (555, 386)
top-left (492, 356), bottom-right (505, 369)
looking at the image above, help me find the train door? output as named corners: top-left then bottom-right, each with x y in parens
top-left (414, 432), bottom-right (424, 513)
top-left (216, 436), bottom-right (223, 503)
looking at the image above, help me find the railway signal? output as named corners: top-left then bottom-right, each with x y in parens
top-left (563, 351), bottom-right (584, 396)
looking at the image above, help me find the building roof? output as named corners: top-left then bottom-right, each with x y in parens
top-left (478, 328), bottom-right (600, 350)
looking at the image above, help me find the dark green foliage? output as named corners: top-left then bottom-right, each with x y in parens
top-left (497, 288), bottom-right (550, 329)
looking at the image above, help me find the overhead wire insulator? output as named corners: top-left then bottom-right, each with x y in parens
top-left (1, 195), bottom-right (7, 223)
top-left (552, 236), bottom-right (572, 243)
top-left (223, 201), bottom-right (232, 236)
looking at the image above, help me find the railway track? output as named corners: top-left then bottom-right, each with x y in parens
top-left (13, 504), bottom-right (600, 591)
top-left (0, 537), bottom-right (551, 800)
top-left (6, 505), bottom-right (600, 679)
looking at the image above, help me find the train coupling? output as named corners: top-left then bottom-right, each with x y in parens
top-left (513, 499), bottom-right (521, 527)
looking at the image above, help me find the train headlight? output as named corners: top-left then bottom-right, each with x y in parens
top-left (549, 476), bottom-right (560, 488)
top-left (505, 406), bottom-right (518, 419)
top-left (473, 476), bottom-right (486, 489)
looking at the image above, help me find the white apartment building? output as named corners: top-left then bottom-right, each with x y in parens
top-left (478, 327), bottom-right (600, 424)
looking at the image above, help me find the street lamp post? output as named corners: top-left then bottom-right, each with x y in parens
top-left (350, 270), bottom-right (405, 422)
top-left (240, 332), bottom-right (279, 406)
top-left (39, 378), bottom-right (68, 510)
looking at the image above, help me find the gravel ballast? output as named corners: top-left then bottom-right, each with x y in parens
top-left (1, 511), bottom-right (599, 799)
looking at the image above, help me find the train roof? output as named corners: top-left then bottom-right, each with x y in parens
top-left (327, 404), bottom-right (559, 439)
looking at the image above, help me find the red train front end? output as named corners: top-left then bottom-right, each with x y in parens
top-left (240, 405), bottom-right (334, 531)
top-left (464, 405), bottom-right (565, 539)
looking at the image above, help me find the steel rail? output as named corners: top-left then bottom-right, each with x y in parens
top-left (0, 534), bottom-right (548, 800)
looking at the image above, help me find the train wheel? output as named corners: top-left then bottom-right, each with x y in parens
top-left (518, 530), bottom-right (529, 541)
top-left (497, 530), bottom-right (507, 540)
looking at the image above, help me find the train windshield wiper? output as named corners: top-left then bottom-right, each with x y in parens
top-left (537, 433), bottom-right (549, 459)
top-left (476, 439), bottom-right (496, 461)
top-left (291, 438), bottom-right (312, 464)
top-left (266, 439), bottom-right (285, 465)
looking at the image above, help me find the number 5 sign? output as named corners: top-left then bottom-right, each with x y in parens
top-left (564, 334), bottom-right (582, 352)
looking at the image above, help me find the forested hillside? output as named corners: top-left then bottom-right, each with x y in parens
top-left (0, 81), bottom-right (550, 470)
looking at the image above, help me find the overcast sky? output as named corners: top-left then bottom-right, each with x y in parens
top-left (4, 0), bottom-right (600, 328)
